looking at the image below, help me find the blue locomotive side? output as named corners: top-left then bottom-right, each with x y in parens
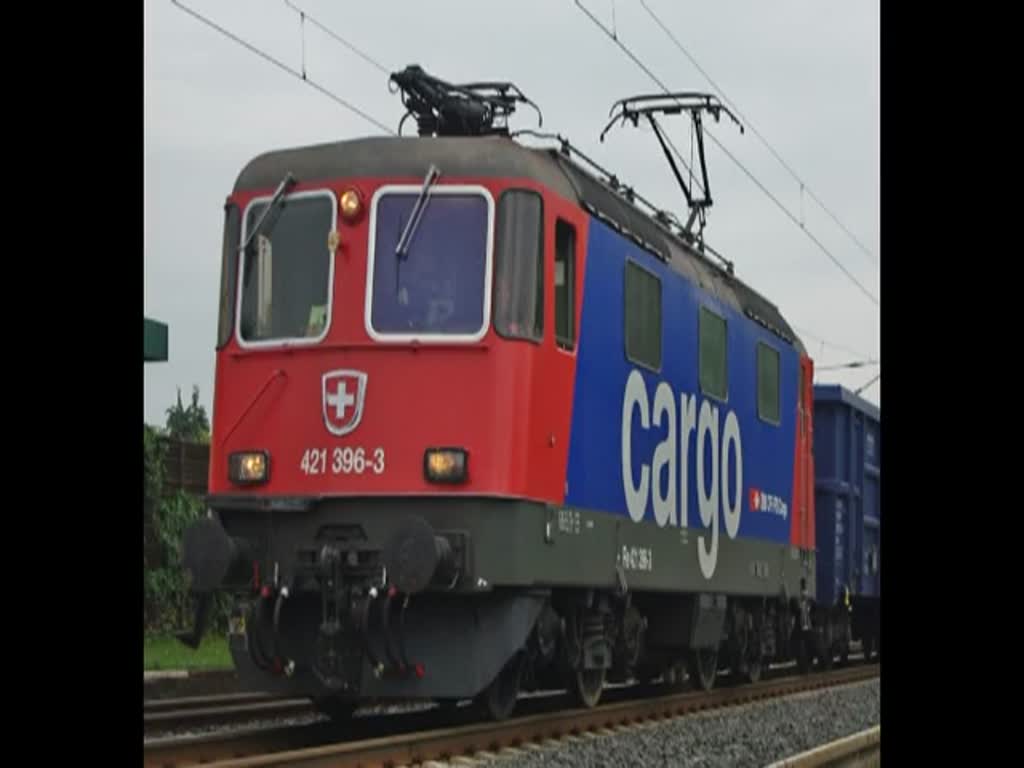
top-left (564, 217), bottom-right (803, 555)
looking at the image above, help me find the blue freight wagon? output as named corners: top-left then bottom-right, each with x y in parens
top-left (812, 384), bottom-right (880, 660)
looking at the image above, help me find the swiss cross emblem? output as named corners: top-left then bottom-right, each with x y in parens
top-left (749, 489), bottom-right (760, 511)
top-left (322, 370), bottom-right (368, 436)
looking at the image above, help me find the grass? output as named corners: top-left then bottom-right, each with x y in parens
top-left (144, 633), bottom-right (232, 671)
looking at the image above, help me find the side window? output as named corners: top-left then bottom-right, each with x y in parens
top-left (699, 307), bottom-right (727, 400)
top-left (555, 219), bottom-right (576, 351)
top-left (757, 342), bottom-right (781, 424)
top-left (625, 261), bottom-right (662, 370)
top-left (493, 190), bottom-right (544, 341)
top-left (218, 203), bottom-right (241, 348)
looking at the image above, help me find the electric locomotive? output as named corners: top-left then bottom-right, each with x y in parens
top-left (177, 66), bottom-right (836, 721)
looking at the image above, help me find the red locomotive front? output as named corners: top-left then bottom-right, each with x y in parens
top-left (178, 133), bottom-right (595, 718)
top-left (211, 154), bottom-right (582, 505)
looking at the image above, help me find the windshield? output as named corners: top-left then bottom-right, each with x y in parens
top-left (369, 189), bottom-right (491, 339)
top-left (238, 192), bottom-right (335, 344)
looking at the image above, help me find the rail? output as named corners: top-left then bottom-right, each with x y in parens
top-left (144, 693), bottom-right (312, 733)
top-left (144, 662), bottom-right (878, 768)
top-left (765, 725), bottom-right (880, 767)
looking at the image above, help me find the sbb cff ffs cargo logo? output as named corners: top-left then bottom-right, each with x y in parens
top-left (322, 370), bottom-right (368, 436)
top-left (749, 488), bottom-right (788, 519)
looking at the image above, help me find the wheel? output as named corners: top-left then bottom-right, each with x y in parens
top-left (560, 602), bottom-right (607, 708)
top-left (744, 640), bottom-right (764, 684)
top-left (793, 629), bottom-right (811, 674)
top-left (688, 647), bottom-right (718, 691)
top-left (633, 662), bottom-right (661, 687)
top-left (731, 619), bottom-right (763, 684)
top-left (571, 665), bottom-right (606, 708)
top-left (655, 659), bottom-right (688, 696)
top-left (482, 653), bottom-right (524, 721)
top-left (661, 659), bottom-right (687, 692)
top-left (815, 632), bottom-right (833, 671)
top-left (836, 641), bottom-right (850, 667)
top-left (312, 696), bottom-right (357, 722)
top-left (863, 634), bottom-right (876, 661)
top-left (615, 605), bottom-right (646, 682)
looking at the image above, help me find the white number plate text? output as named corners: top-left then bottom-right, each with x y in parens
top-left (300, 447), bottom-right (385, 476)
top-left (618, 545), bottom-right (654, 572)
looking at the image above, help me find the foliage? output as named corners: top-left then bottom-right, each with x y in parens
top-left (143, 423), bottom-right (165, 505)
top-left (165, 385), bottom-right (211, 444)
top-left (144, 420), bottom-right (228, 636)
top-left (144, 487), bottom-right (208, 632)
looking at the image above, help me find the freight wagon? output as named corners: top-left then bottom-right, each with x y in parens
top-left (813, 384), bottom-right (880, 662)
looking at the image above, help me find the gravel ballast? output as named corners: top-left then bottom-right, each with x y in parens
top-left (477, 678), bottom-right (880, 768)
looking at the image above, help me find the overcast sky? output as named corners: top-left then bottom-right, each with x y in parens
top-left (144, 0), bottom-right (879, 428)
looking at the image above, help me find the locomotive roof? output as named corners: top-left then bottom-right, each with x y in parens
top-left (234, 136), bottom-right (804, 355)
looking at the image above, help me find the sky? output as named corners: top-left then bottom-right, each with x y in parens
top-left (144, 0), bottom-right (879, 428)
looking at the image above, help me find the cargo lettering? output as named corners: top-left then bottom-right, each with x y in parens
top-left (621, 369), bottom-right (743, 580)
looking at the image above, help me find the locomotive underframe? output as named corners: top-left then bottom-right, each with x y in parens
top-left (188, 496), bottom-right (835, 708)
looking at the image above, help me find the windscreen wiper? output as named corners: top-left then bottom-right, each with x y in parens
top-left (396, 165), bottom-right (440, 258)
top-left (240, 172), bottom-right (297, 251)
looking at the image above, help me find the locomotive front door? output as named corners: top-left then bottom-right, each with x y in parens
top-left (533, 194), bottom-right (586, 503)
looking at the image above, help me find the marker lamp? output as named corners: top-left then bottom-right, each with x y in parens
top-left (229, 451), bottom-right (270, 485)
top-left (424, 448), bottom-right (468, 484)
top-left (339, 188), bottom-right (363, 222)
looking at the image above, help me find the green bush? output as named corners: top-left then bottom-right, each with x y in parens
top-left (144, 424), bottom-right (229, 634)
top-left (143, 424), bottom-right (165, 511)
top-left (145, 489), bottom-right (204, 632)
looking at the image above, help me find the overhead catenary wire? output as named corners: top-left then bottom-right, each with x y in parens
top-left (573, 1), bottom-right (880, 308)
top-left (283, 1), bottom-right (391, 76)
top-left (815, 359), bottom-right (879, 372)
top-left (792, 325), bottom-right (874, 361)
top-left (173, 0), bottom-right (880, 318)
top-left (169, 1), bottom-right (880, 403)
top-left (855, 372), bottom-right (880, 395)
top-left (170, 0), bottom-right (395, 135)
top-left (638, 0), bottom-right (877, 267)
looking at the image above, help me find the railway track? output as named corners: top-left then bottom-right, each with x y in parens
top-left (144, 693), bottom-right (314, 734)
top-left (766, 726), bottom-right (880, 768)
top-left (144, 653), bottom-right (870, 736)
top-left (144, 661), bottom-right (878, 768)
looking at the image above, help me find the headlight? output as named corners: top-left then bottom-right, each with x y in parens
top-left (424, 447), bottom-right (468, 484)
top-left (229, 451), bottom-right (270, 485)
